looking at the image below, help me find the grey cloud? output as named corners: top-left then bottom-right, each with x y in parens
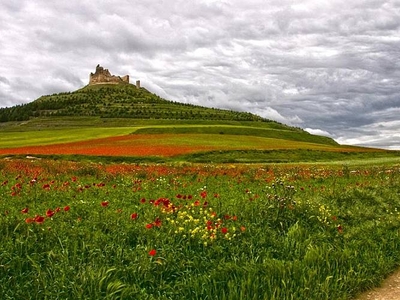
top-left (1, 0), bottom-right (400, 149)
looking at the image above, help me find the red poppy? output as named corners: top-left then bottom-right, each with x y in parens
top-left (64, 206), bottom-right (70, 211)
top-left (101, 201), bottom-right (109, 207)
top-left (34, 215), bottom-right (45, 224)
top-left (154, 217), bottom-right (162, 227)
top-left (21, 207), bottom-right (29, 214)
top-left (145, 223), bottom-right (153, 229)
top-left (25, 218), bottom-right (34, 224)
top-left (42, 184), bottom-right (50, 190)
top-left (193, 200), bottom-right (200, 206)
top-left (232, 215), bottom-right (238, 221)
top-left (55, 207), bottom-right (61, 213)
top-left (46, 209), bottom-right (55, 218)
top-left (221, 227), bottom-right (228, 234)
top-left (240, 226), bottom-right (246, 232)
top-left (148, 249), bottom-right (157, 256)
top-left (140, 198), bottom-right (146, 203)
top-left (337, 225), bottom-right (343, 233)
top-left (130, 213), bottom-right (138, 220)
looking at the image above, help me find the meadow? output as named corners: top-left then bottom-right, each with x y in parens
top-left (1, 158), bottom-right (400, 299)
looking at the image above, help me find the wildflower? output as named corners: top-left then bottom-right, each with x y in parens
top-left (240, 226), bottom-right (246, 232)
top-left (193, 200), bottom-right (200, 206)
top-left (101, 201), bottom-right (109, 207)
top-left (55, 207), bottom-right (61, 213)
top-left (154, 217), bottom-right (162, 227)
top-left (64, 206), bottom-right (70, 212)
top-left (145, 223), bottom-right (153, 229)
top-left (337, 225), bottom-right (343, 233)
top-left (140, 198), bottom-right (146, 203)
top-left (221, 227), bottom-right (228, 234)
top-left (21, 207), bottom-right (29, 214)
top-left (148, 249), bottom-right (157, 256)
top-left (131, 213), bottom-right (138, 220)
top-left (25, 218), bottom-right (34, 224)
top-left (34, 215), bottom-right (45, 224)
top-left (46, 209), bottom-right (55, 218)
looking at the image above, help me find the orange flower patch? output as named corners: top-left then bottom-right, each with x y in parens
top-left (0, 134), bottom-right (217, 157)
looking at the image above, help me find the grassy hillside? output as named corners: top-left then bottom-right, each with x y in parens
top-left (0, 83), bottom-right (339, 150)
top-left (0, 84), bottom-right (269, 122)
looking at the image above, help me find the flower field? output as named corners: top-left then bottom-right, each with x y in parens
top-left (0, 133), bottom-right (356, 157)
top-left (1, 159), bottom-right (400, 299)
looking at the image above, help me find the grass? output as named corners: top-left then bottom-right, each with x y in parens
top-left (0, 127), bottom-right (136, 148)
top-left (1, 159), bottom-right (400, 299)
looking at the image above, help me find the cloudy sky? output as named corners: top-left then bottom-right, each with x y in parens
top-left (1, 0), bottom-right (400, 149)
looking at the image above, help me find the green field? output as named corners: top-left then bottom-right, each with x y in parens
top-left (1, 159), bottom-right (400, 299)
top-left (1, 83), bottom-right (400, 299)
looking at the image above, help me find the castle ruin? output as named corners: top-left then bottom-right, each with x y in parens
top-left (89, 65), bottom-right (130, 85)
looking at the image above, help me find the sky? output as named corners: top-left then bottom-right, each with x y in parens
top-left (1, 0), bottom-right (400, 149)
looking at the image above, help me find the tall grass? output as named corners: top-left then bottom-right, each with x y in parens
top-left (1, 160), bottom-right (400, 299)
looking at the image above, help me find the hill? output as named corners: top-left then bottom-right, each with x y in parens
top-left (0, 83), bottom-right (268, 122)
top-left (5, 79), bottom-right (394, 163)
top-left (0, 82), bottom-right (338, 146)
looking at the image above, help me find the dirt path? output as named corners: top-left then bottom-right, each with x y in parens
top-left (354, 269), bottom-right (400, 300)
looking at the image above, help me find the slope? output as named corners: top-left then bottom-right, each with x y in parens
top-left (0, 83), bottom-right (338, 148)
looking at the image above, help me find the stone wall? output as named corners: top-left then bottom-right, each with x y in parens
top-left (89, 65), bottom-right (130, 85)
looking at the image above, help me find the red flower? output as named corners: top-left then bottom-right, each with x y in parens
top-left (21, 207), bottom-right (29, 214)
top-left (240, 226), bottom-right (246, 232)
top-left (64, 206), bottom-right (70, 211)
top-left (25, 218), bottom-right (34, 224)
top-left (148, 249), bottom-right (157, 256)
top-left (42, 184), bottom-right (50, 190)
top-left (101, 201), bottom-right (109, 207)
top-left (140, 198), bottom-right (146, 203)
top-left (337, 225), bottom-right (343, 233)
top-left (232, 215), bottom-right (238, 221)
top-left (55, 207), bottom-right (61, 213)
top-left (154, 217), bottom-right (162, 227)
top-left (46, 209), bottom-right (55, 218)
top-left (130, 213), bottom-right (138, 220)
top-left (34, 215), bottom-right (45, 224)
top-left (193, 200), bottom-right (200, 206)
top-left (221, 227), bottom-right (228, 234)
top-left (145, 223), bottom-right (153, 229)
